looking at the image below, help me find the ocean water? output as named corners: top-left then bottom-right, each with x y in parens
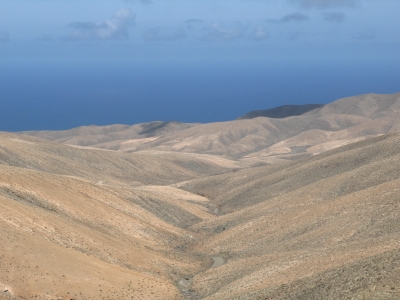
top-left (1, 59), bottom-right (399, 131)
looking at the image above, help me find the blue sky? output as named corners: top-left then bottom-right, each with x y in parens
top-left (0, 0), bottom-right (399, 130)
top-left (1, 0), bottom-right (399, 61)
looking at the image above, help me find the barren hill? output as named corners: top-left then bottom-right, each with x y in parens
top-left (23, 121), bottom-right (199, 150)
top-left (23, 93), bottom-right (400, 164)
top-left (177, 132), bottom-right (400, 299)
top-left (2, 131), bottom-right (400, 299)
top-left (0, 132), bottom-right (226, 299)
top-left (1, 92), bottom-right (400, 299)
top-left (237, 104), bottom-right (323, 119)
top-left (0, 132), bottom-right (237, 186)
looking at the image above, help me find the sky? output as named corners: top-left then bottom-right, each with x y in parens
top-left (0, 0), bottom-right (399, 131)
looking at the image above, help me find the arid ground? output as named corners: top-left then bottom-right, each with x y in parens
top-left (1, 93), bottom-right (400, 299)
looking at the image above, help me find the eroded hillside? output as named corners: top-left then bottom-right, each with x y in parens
top-left (0, 132), bottom-right (224, 299)
top-left (24, 93), bottom-right (400, 164)
top-left (1, 93), bottom-right (400, 299)
top-left (178, 133), bottom-right (400, 299)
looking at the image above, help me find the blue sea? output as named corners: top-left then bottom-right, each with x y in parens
top-left (1, 59), bottom-right (399, 131)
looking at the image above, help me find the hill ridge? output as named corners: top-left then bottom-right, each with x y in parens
top-left (237, 103), bottom-right (323, 119)
top-left (20, 92), bottom-right (400, 164)
top-left (1, 92), bottom-right (400, 299)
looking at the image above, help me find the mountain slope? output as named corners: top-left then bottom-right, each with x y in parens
top-left (1, 92), bottom-right (400, 300)
top-left (21, 93), bottom-right (400, 163)
top-left (0, 166), bottom-right (200, 299)
top-left (0, 132), bottom-right (238, 186)
top-left (238, 104), bottom-right (323, 119)
top-left (23, 121), bottom-right (199, 149)
top-left (133, 93), bottom-right (399, 159)
top-left (176, 132), bottom-right (400, 299)
top-left (1, 132), bottom-right (400, 299)
top-left (0, 140), bottom-right (224, 299)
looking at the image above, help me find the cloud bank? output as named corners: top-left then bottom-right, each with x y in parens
top-left (67, 8), bottom-right (135, 40)
top-left (123, 0), bottom-right (152, 5)
top-left (184, 19), bottom-right (206, 30)
top-left (253, 25), bottom-right (270, 40)
top-left (281, 13), bottom-right (309, 22)
top-left (291, 0), bottom-right (358, 9)
top-left (202, 22), bottom-right (245, 41)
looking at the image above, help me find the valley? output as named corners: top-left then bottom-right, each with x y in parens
top-left (1, 93), bottom-right (400, 299)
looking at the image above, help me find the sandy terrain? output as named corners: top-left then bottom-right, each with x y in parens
top-left (1, 92), bottom-right (400, 299)
top-left (23, 93), bottom-right (400, 163)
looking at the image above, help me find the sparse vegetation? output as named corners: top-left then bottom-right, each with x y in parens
top-left (1, 93), bottom-right (400, 299)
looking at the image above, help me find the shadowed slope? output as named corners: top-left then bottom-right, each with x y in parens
top-left (135, 93), bottom-right (400, 159)
top-left (238, 104), bottom-right (323, 119)
top-left (176, 132), bottom-right (400, 299)
top-left (0, 132), bottom-right (238, 186)
top-left (0, 164), bottom-right (219, 299)
top-left (2, 92), bottom-right (400, 299)
top-left (1, 132), bottom-right (400, 299)
top-left (0, 133), bottom-right (234, 299)
top-left (1, 130), bottom-right (242, 299)
top-left (178, 132), bottom-right (400, 212)
top-left (250, 248), bottom-right (400, 299)
top-left (23, 121), bottom-right (199, 148)
top-left (21, 93), bottom-right (400, 162)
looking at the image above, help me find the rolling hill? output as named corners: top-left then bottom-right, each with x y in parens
top-left (237, 104), bottom-right (323, 119)
top-left (1, 92), bottom-right (400, 299)
top-left (23, 93), bottom-right (400, 164)
top-left (177, 132), bottom-right (400, 299)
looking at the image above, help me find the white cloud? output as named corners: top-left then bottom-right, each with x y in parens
top-left (280, 13), bottom-right (309, 22)
top-left (202, 22), bottom-right (245, 41)
top-left (291, 0), bottom-right (358, 9)
top-left (123, 0), bottom-right (152, 4)
top-left (253, 25), bottom-right (270, 40)
top-left (67, 8), bottom-right (136, 40)
top-left (184, 19), bottom-right (206, 30)
top-left (265, 13), bottom-right (309, 23)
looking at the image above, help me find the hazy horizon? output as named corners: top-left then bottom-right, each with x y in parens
top-left (1, 0), bottom-right (399, 131)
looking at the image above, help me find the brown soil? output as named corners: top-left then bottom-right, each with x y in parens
top-left (1, 93), bottom-right (400, 299)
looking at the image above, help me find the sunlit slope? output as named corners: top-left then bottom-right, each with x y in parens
top-left (0, 132), bottom-right (232, 300)
top-left (178, 133), bottom-right (400, 299)
top-left (307, 92), bottom-right (400, 117)
top-left (179, 132), bottom-right (400, 212)
top-left (0, 132), bottom-right (237, 186)
top-left (23, 121), bottom-right (199, 148)
top-left (22, 93), bottom-right (400, 162)
top-left (0, 164), bottom-right (218, 299)
top-left (135, 93), bottom-right (400, 159)
top-left (2, 92), bottom-right (400, 300)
